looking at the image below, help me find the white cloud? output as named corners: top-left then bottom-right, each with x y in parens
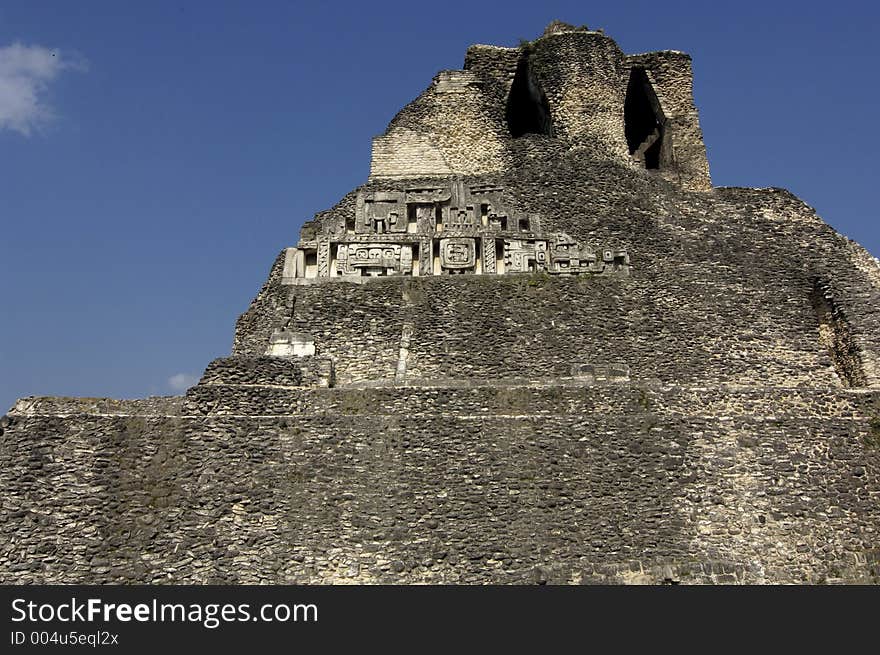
top-left (0, 43), bottom-right (84, 135)
top-left (168, 373), bottom-right (199, 393)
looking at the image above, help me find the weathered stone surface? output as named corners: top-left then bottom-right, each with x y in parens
top-left (2, 22), bottom-right (880, 584)
top-left (2, 385), bottom-right (879, 584)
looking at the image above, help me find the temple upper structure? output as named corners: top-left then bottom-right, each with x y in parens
top-left (370, 22), bottom-right (710, 190)
top-left (281, 22), bottom-right (713, 284)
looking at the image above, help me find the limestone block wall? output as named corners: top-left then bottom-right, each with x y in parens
top-left (369, 71), bottom-right (508, 180)
top-left (3, 386), bottom-right (878, 584)
top-left (494, 146), bottom-right (880, 390)
top-left (713, 187), bottom-right (880, 387)
top-left (529, 31), bottom-right (630, 158)
top-left (198, 356), bottom-right (333, 389)
top-left (370, 130), bottom-right (452, 179)
top-left (463, 44), bottom-right (521, 126)
top-left (6, 396), bottom-right (182, 418)
top-left (180, 383), bottom-right (877, 422)
top-left (249, 156), bottom-right (879, 392)
top-left (841, 239), bottom-right (880, 385)
top-left (233, 272), bottom-right (838, 389)
top-left (280, 280), bottom-right (406, 385)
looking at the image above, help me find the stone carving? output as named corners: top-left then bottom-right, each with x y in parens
top-left (505, 239), bottom-right (547, 273)
top-left (419, 238), bottom-right (432, 276)
top-left (411, 204), bottom-right (438, 234)
top-left (487, 211), bottom-right (508, 231)
top-left (549, 233), bottom-right (591, 273)
top-left (483, 237), bottom-right (497, 274)
top-left (282, 180), bottom-right (629, 282)
top-left (405, 187), bottom-right (450, 204)
top-left (361, 192), bottom-right (406, 234)
top-left (440, 238), bottom-right (476, 273)
top-left (317, 240), bottom-right (331, 278)
top-left (443, 206), bottom-right (478, 230)
top-left (336, 243), bottom-right (413, 277)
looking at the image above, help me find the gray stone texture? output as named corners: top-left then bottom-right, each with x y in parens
top-left (3, 385), bottom-right (879, 583)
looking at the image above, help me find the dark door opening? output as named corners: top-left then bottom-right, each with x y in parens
top-left (625, 68), bottom-right (665, 169)
top-left (506, 57), bottom-right (553, 138)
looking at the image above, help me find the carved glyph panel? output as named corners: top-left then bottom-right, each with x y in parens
top-left (440, 238), bottom-right (476, 270)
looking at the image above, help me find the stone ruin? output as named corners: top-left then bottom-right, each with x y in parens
top-left (284, 180), bottom-right (629, 282)
top-left (2, 22), bottom-right (880, 584)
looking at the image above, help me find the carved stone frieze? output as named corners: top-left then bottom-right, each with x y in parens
top-left (440, 238), bottom-right (476, 273)
top-left (283, 180), bottom-right (629, 282)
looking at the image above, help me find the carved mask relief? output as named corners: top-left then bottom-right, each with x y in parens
top-left (286, 182), bottom-right (629, 281)
top-left (440, 238), bottom-right (476, 271)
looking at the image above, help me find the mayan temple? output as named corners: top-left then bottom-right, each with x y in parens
top-left (2, 22), bottom-right (879, 584)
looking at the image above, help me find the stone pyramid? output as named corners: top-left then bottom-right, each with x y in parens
top-left (3, 22), bottom-right (879, 584)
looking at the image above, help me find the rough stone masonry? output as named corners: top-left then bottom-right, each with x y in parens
top-left (3, 21), bottom-right (880, 584)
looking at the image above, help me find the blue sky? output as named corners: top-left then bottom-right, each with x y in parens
top-left (1, 1), bottom-right (878, 410)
